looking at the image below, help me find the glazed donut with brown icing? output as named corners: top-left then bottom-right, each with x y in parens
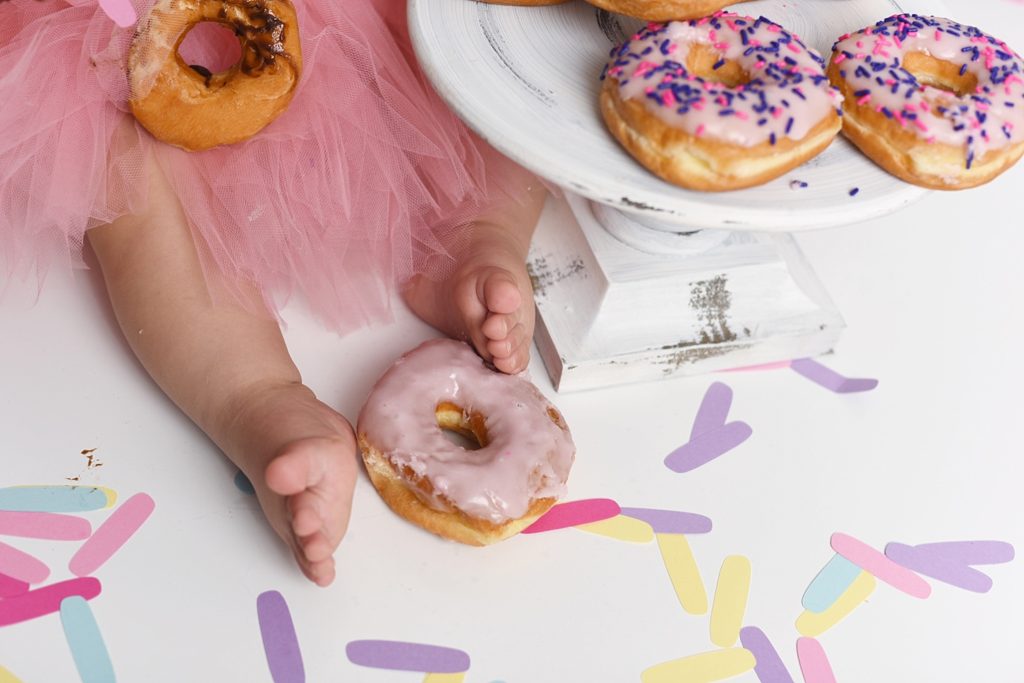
top-left (357, 339), bottom-right (576, 546)
top-left (583, 0), bottom-right (749, 23)
top-left (128, 0), bottom-right (302, 151)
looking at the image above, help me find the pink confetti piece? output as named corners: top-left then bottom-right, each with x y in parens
top-left (257, 591), bottom-right (305, 683)
top-left (619, 508), bottom-right (712, 534)
top-left (0, 541), bottom-right (50, 584)
top-left (740, 627), bottom-right (794, 683)
top-left (0, 510), bottom-right (91, 541)
top-left (0, 577), bottom-right (101, 627)
top-left (796, 637), bottom-right (836, 683)
top-left (790, 359), bottom-right (878, 393)
top-left (97, 0), bottom-right (137, 27)
top-left (346, 640), bottom-right (470, 673)
top-left (0, 571), bottom-right (30, 598)
top-left (722, 360), bottom-right (793, 373)
top-left (521, 498), bottom-right (620, 534)
top-left (831, 532), bottom-right (930, 599)
top-left (69, 493), bottom-right (155, 576)
top-left (663, 421), bottom-right (753, 473)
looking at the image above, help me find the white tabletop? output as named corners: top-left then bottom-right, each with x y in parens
top-left (2, 2), bottom-right (1023, 682)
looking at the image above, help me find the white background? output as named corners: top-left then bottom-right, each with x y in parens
top-left (2, 1), bottom-right (1023, 681)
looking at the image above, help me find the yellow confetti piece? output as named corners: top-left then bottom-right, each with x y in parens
top-left (0, 665), bottom-right (24, 683)
top-left (423, 674), bottom-right (465, 683)
top-left (641, 648), bottom-right (756, 683)
top-left (656, 533), bottom-right (708, 615)
top-left (576, 515), bottom-right (655, 543)
top-left (796, 571), bottom-right (876, 637)
top-left (710, 555), bottom-right (752, 648)
top-left (99, 487), bottom-right (118, 508)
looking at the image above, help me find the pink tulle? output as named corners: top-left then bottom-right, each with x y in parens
top-left (0, 0), bottom-right (529, 331)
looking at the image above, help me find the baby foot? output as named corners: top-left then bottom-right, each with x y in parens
top-left (225, 382), bottom-right (359, 586)
top-left (404, 227), bottom-right (535, 374)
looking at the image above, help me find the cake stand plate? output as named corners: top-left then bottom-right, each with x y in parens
top-left (409, 0), bottom-right (938, 390)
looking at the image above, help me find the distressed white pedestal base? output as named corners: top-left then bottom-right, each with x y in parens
top-left (530, 193), bottom-right (845, 392)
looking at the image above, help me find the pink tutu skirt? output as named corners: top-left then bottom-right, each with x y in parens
top-left (0, 0), bottom-right (528, 331)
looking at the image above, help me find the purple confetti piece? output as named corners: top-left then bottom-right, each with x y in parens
top-left (664, 422), bottom-right (753, 473)
top-left (346, 640), bottom-right (470, 673)
top-left (790, 358), bottom-right (878, 393)
top-left (905, 540), bottom-right (1015, 566)
top-left (740, 627), bottom-right (794, 683)
top-left (885, 543), bottom-right (993, 593)
top-left (691, 382), bottom-right (733, 439)
top-left (257, 591), bottom-right (305, 683)
top-left (0, 571), bottom-right (30, 598)
top-left (619, 508), bottom-right (712, 534)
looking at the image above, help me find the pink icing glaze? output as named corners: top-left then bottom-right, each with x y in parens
top-left (357, 340), bottom-right (575, 524)
top-left (832, 15), bottom-right (1024, 166)
top-left (604, 14), bottom-right (840, 147)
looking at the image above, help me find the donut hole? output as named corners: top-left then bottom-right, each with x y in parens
top-left (436, 402), bottom-right (488, 451)
top-left (902, 52), bottom-right (978, 97)
top-left (687, 43), bottom-right (751, 88)
top-left (178, 21), bottom-right (243, 77)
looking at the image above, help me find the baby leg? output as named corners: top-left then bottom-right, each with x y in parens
top-left (403, 172), bottom-right (547, 374)
top-left (88, 157), bottom-right (355, 587)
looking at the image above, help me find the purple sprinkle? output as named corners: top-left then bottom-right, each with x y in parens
top-left (790, 358), bottom-right (878, 393)
top-left (789, 180), bottom-right (808, 190)
top-left (897, 540), bottom-right (1015, 566)
top-left (691, 382), bottom-right (733, 439)
top-left (740, 627), bottom-right (795, 683)
top-left (346, 640), bottom-right (471, 674)
top-left (885, 543), bottom-right (993, 593)
top-left (257, 591), bottom-right (305, 683)
top-left (664, 421), bottom-right (753, 473)
top-left (619, 508), bottom-right (713, 534)
top-left (849, 187), bottom-right (860, 197)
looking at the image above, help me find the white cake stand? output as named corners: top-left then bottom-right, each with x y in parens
top-left (409, 0), bottom-right (935, 391)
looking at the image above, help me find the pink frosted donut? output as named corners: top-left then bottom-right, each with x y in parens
top-left (828, 14), bottom-right (1024, 189)
top-left (601, 13), bottom-right (843, 191)
top-left (356, 339), bottom-right (575, 546)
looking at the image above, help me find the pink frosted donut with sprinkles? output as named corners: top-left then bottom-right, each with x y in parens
top-left (599, 13), bottom-right (843, 192)
top-left (828, 15), bottom-right (1024, 189)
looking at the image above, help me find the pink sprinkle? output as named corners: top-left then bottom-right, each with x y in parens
top-left (831, 532), bottom-right (931, 599)
top-left (787, 43), bottom-right (801, 54)
top-left (767, 24), bottom-right (781, 33)
top-left (914, 118), bottom-right (929, 132)
top-left (661, 91), bottom-right (676, 106)
top-left (834, 53), bottom-right (848, 65)
top-left (734, 110), bottom-right (749, 121)
top-left (857, 94), bottom-right (872, 106)
top-left (754, 60), bottom-right (766, 70)
top-left (522, 499), bottom-right (620, 534)
top-left (715, 42), bottom-right (729, 51)
top-left (695, 124), bottom-right (706, 138)
top-left (771, 108), bottom-right (782, 119)
top-left (934, 30), bottom-right (942, 42)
